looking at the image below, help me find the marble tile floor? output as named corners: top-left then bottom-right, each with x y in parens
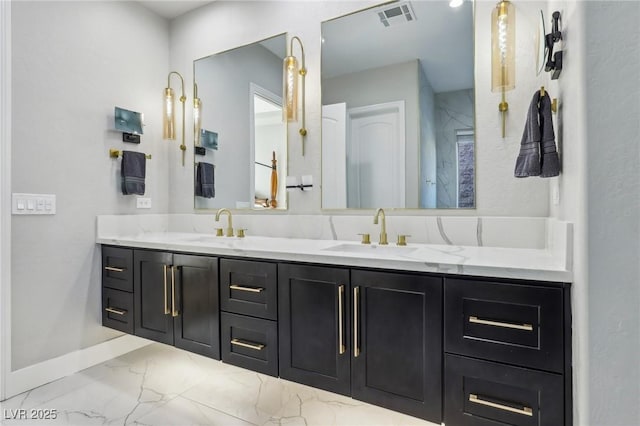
top-left (0, 343), bottom-right (440, 426)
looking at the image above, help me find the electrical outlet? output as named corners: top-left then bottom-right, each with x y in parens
top-left (552, 186), bottom-right (560, 205)
top-left (136, 198), bottom-right (152, 209)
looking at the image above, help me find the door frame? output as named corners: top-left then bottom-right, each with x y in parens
top-left (346, 101), bottom-right (405, 208)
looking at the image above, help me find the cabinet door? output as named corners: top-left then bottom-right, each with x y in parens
top-left (351, 270), bottom-right (442, 423)
top-left (173, 254), bottom-right (220, 359)
top-left (134, 250), bottom-right (174, 345)
top-left (278, 264), bottom-right (351, 396)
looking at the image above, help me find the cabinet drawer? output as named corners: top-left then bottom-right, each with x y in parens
top-left (102, 288), bottom-right (134, 334)
top-left (220, 259), bottom-right (277, 320)
top-left (444, 354), bottom-right (564, 426)
top-left (221, 312), bottom-right (278, 377)
top-left (102, 246), bottom-right (133, 292)
top-left (444, 278), bottom-right (564, 372)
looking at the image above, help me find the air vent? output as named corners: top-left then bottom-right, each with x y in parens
top-left (377, 2), bottom-right (416, 27)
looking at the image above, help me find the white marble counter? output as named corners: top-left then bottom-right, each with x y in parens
top-left (97, 229), bottom-right (572, 283)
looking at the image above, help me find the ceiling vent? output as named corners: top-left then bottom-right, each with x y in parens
top-left (377, 2), bottom-right (417, 27)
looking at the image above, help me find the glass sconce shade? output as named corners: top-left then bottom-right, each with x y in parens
top-left (491, 0), bottom-right (515, 92)
top-left (283, 56), bottom-right (299, 122)
top-left (163, 87), bottom-right (175, 139)
top-left (193, 97), bottom-right (202, 146)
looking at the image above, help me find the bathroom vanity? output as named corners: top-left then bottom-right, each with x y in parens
top-left (99, 220), bottom-right (572, 426)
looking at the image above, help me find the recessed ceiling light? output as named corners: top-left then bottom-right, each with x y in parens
top-left (449, 0), bottom-right (464, 8)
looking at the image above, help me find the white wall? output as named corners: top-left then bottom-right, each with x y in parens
top-left (170, 0), bottom-right (550, 216)
top-left (419, 64), bottom-right (436, 209)
top-left (548, 1), bottom-right (640, 425)
top-left (10, 1), bottom-right (170, 370)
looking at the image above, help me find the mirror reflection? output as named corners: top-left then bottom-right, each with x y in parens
top-left (194, 34), bottom-right (287, 210)
top-left (321, 1), bottom-right (475, 209)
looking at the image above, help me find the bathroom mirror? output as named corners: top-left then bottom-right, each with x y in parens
top-left (193, 33), bottom-right (287, 210)
top-left (321, 1), bottom-right (475, 209)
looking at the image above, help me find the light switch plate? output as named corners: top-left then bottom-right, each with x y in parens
top-left (12, 193), bottom-right (56, 215)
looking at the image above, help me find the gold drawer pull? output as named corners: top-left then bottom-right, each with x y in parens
top-left (231, 338), bottom-right (265, 351)
top-left (104, 266), bottom-right (125, 272)
top-left (469, 394), bottom-right (533, 417)
top-left (229, 284), bottom-right (264, 293)
top-left (469, 316), bottom-right (533, 331)
top-left (105, 307), bottom-right (127, 316)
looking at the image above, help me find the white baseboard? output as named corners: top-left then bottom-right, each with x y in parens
top-left (4, 334), bottom-right (152, 399)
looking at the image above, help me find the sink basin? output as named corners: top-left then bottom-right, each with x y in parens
top-left (323, 243), bottom-right (417, 256)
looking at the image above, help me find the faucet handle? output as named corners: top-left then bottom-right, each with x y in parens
top-left (215, 228), bottom-right (224, 237)
top-left (237, 228), bottom-right (247, 238)
top-left (396, 235), bottom-right (411, 246)
top-left (358, 233), bottom-right (371, 244)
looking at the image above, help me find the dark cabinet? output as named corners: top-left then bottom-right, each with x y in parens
top-left (133, 250), bottom-right (220, 359)
top-left (278, 264), bottom-right (351, 396)
top-left (279, 265), bottom-right (443, 423)
top-left (443, 278), bottom-right (570, 426)
top-left (351, 270), bottom-right (442, 423)
top-left (102, 247), bottom-right (134, 334)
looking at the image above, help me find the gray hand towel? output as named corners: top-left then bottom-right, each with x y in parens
top-left (539, 94), bottom-right (560, 177)
top-left (514, 92), bottom-right (542, 177)
top-left (195, 162), bottom-right (215, 198)
top-left (121, 151), bottom-right (146, 195)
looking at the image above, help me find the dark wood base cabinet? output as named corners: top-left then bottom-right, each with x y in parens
top-left (102, 245), bottom-right (572, 426)
top-left (278, 265), bottom-right (443, 424)
top-left (133, 250), bottom-right (220, 359)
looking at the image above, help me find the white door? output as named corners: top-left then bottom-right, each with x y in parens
top-left (321, 103), bottom-right (347, 209)
top-left (347, 101), bottom-right (405, 208)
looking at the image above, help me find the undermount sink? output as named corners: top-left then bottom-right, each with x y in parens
top-left (323, 243), bottom-right (417, 256)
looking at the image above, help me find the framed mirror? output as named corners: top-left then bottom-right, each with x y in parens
top-left (193, 33), bottom-right (288, 210)
top-left (321, 1), bottom-right (475, 209)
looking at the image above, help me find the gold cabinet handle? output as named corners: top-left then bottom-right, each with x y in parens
top-left (353, 286), bottom-right (360, 358)
top-left (171, 266), bottom-right (179, 317)
top-left (469, 316), bottom-right (533, 331)
top-left (231, 338), bottom-right (265, 351)
top-left (338, 285), bottom-right (345, 355)
top-left (104, 266), bottom-right (125, 272)
top-left (469, 394), bottom-right (533, 417)
top-left (163, 265), bottom-right (170, 315)
top-left (229, 284), bottom-right (264, 293)
top-left (105, 307), bottom-right (127, 316)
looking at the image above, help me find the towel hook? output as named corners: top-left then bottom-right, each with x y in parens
top-left (539, 87), bottom-right (558, 114)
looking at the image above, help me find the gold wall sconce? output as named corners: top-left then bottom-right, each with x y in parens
top-left (283, 36), bottom-right (307, 156)
top-left (193, 83), bottom-right (202, 147)
top-left (491, 0), bottom-right (515, 138)
top-left (163, 71), bottom-right (187, 166)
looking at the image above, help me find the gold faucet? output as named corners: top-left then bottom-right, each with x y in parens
top-left (373, 208), bottom-right (388, 245)
top-left (215, 208), bottom-right (234, 237)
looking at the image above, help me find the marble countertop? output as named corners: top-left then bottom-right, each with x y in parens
top-left (97, 231), bottom-right (571, 282)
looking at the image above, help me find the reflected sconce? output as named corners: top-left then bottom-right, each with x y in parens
top-left (163, 71), bottom-right (187, 166)
top-left (491, 0), bottom-right (515, 138)
top-left (193, 83), bottom-right (202, 147)
top-left (283, 36), bottom-right (307, 155)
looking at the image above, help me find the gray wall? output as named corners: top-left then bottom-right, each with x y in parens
top-left (11, 1), bottom-right (170, 369)
top-left (419, 63), bottom-right (436, 209)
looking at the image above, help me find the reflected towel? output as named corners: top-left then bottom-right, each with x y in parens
top-left (195, 162), bottom-right (215, 198)
top-left (121, 151), bottom-right (146, 195)
top-left (514, 92), bottom-right (542, 177)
